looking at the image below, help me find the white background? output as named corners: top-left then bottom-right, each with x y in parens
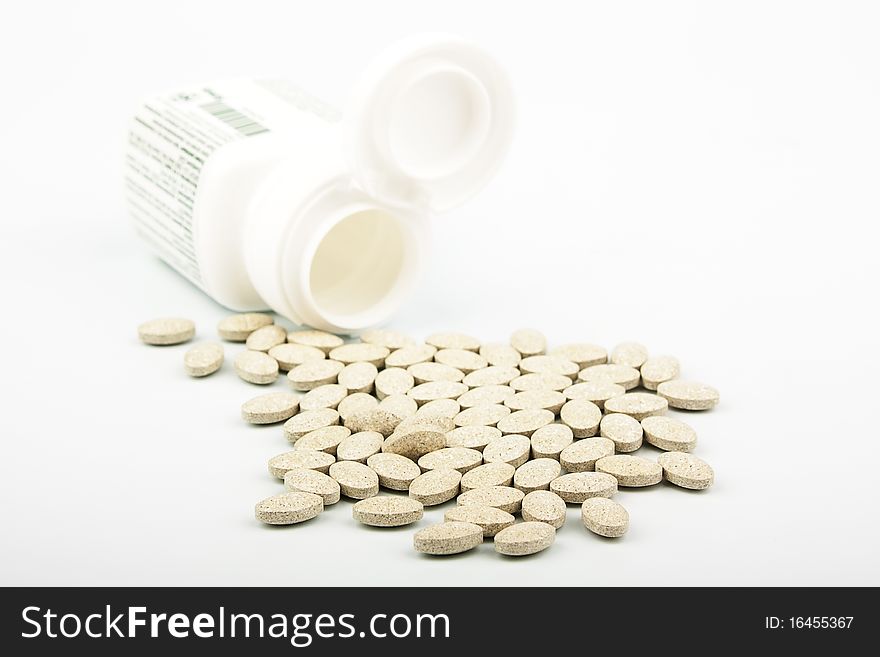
top-left (1, 0), bottom-right (878, 586)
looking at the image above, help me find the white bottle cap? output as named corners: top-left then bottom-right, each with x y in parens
top-left (346, 34), bottom-right (515, 212)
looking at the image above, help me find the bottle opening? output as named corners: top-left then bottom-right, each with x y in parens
top-left (387, 67), bottom-right (491, 180)
top-left (307, 209), bottom-right (414, 330)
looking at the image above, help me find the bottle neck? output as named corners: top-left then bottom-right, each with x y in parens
top-left (246, 172), bottom-right (428, 334)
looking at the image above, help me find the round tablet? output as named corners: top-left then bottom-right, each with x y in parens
top-left (530, 424), bottom-right (574, 460)
top-left (595, 455), bottom-right (662, 487)
top-left (521, 490), bottom-right (567, 529)
top-left (414, 521), bottom-right (483, 555)
top-left (414, 398), bottom-right (461, 419)
top-left (577, 364), bottom-right (640, 390)
top-left (378, 394), bottom-right (418, 420)
top-left (299, 383), bottom-right (348, 411)
top-left (255, 492), bottom-right (323, 525)
top-left (337, 361), bottom-right (378, 394)
top-left (446, 425), bottom-right (502, 451)
top-left (509, 373), bottom-right (572, 392)
top-left (562, 381), bottom-right (625, 408)
top-left (344, 408), bottom-right (403, 436)
top-left (382, 427), bottom-right (447, 461)
top-left (459, 461), bottom-right (516, 492)
top-left (294, 425), bottom-right (351, 454)
top-left (559, 399), bottom-right (602, 437)
top-left (234, 350), bottom-right (279, 385)
top-left (657, 380), bottom-right (720, 410)
top-left (217, 313), bottom-right (273, 342)
top-left (510, 328), bottom-right (547, 356)
top-left (610, 342), bottom-right (648, 368)
top-left (374, 367), bottom-right (415, 399)
top-left (183, 342), bottom-right (224, 377)
top-left (282, 408), bottom-right (340, 441)
top-left (407, 381), bottom-right (468, 404)
top-left (435, 348), bottom-right (488, 373)
top-left (328, 343), bottom-right (389, 367)
top-left (425, 332), bottom-right (481, 352)
top-left (138, 317), bottom-right (195, 345)
top-left (268, 343), bottom-right (326, 371)
top-left (658, 452), bottom-right (714, 489)
top-left (604, 392), bottom-right (668, 420)
top-left (267, 449), bottom-right (335, 478)
top-left (329, 461), bottom-right (379, 499)
top-left (385, 344), bottom-right (437, 368)
top-left (462, 366), bottom-right (520, 387)
top-left (519, 355), bottom-right (578, 379)
top-left (336, 431), bottom-right (384, 463)
top-left (559, 438), bottom-right (615, 472)
top-left (641, 416), bottom-right (697, 452)
top-left (549, 343), bottom-right (607, 368)
top-left (599, 413), bottom-right (643, 452)
top-left (504, 389), bottom-right (566, 414)
top-left (353, 496), bottom-right (424, 527)
top-left (359, 329), bottom-right (415, 350)
top-left (418, 447), bottom-right (483, 474)
top-left (458, 385), bottom-right (516, 408)
top-left (581, 498), bottom-right (629, 537)
top-left (241, 391), bottom-right (300, 424)
top-left (494, 522), bottom-right (555, 556)
top-left (408, 361), bottom-right (465, 384)
top-left (640, 355), bottom-right (680, 390)
top-left (336, 393), bottom-right (379, 422)
top-left (454, 404), bottom-right (511, 428)
top-left (479, 343), bottom-right (522, 367)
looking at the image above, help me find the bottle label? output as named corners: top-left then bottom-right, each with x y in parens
top-left (124, 80), bottom-right (340, 289)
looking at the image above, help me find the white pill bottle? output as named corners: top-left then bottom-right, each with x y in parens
top-left (125, 35), bottom-right (514, 334)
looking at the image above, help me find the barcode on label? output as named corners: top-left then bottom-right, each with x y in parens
top-left (199, 100), bottom-right (269, 136)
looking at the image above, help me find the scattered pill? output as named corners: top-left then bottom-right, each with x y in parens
top-left (378, 393), bottom-right (418, 419)
top-left (577, 364), bottom-right (640, 390)
top-left (418, 447), bottom-right (483, 474)
top-left (268, 449), bottom-right (335, 478)
top-left (509, 372), bottom-right (571, 392)
top-left (217, 313), bottom-right (273, 342)
top-left (459, 461), bottom-right (516, 492)
top-left (255, 492), bottom-right (323, 525)
top-left (366, 452), bottom-right (422, 490)
top-left (287, 329), bottom-right (344, 353)
top-left (521, 490), bottom-right (567, 528)
top-left (359, 329), bottom-right (415, 350)
top-left (505, 389), bottom-right (566, 414)
top-left (510, 329), bottom-right (547, 357)
top-left (550, 472), bottom-right (618, 503)
top-left (287, 359), bottom-right (344, 390)
top-left (640, 355), bottom-right (680, 390)
top-left (559, 399), bottom-right (602, 437)
top-left (496, 408), bottom-right (554, 436)
top-left (283, 468), bottom-right (341, 505)
top-left (519, 355), bottom-right (579, 380)
top-left (353, 496), bottom-right (424, 527)
top-left (599, 413), bottom-right (643, 452)
top-left (413, 398), bottom-right (461, 419)
top-left (183, 342), bottom-right (224, 377)
top-left (457, 486), bottom-right (525, 513)
top-left (482, 434), bottom-right (532, 468)
top-left (445, 505), bottom-right (515, 537)
top-left (549, 343), bottom-right (607, 368)
top-left (329, 461), bottom-right (379, 499)
top-left (393, 414), bottom-right (454, 437)
top-left (382, 426), bottom-right (447, 460)
top-left (408, 361), bottom-right (465, 384)
top-left (336, 431), bottom-right (384, 463)
top-left (414, 521), bottom-right (483, 555)
top-left (435, 348), bottom-right (488, 373)
top-left (299, 383), bottom-right (348, 411)
top-left (407, 381), bottom-right (468, 404)
top-left (329, 343), bottom-right (389, 367)
top-left (138, 317), bottom-right (195, 345)
top-left (454, 403), bottom-right (511, 428)
top-left (581, 498), bottom-right (629, 537)
top-left (245, 324), bottom-right (286, 352)
top-left (479, 343), bottom-right (522, 367)
top-left (559, 437), bottom-right (615, 472)
top-left (595, 455), bottom-right (662, 487)
top-left (641, 416), bottom-right (697, 452)
top-left (462, 365), bottom-right (520, 387)
top-left (562, 381), bottom-right (625, 408)
top-left (514, 458), bottom-right (562, 493)
top-left (294, 425), bottom-right (351, 454)
top-left (425, 332), bottom-right (481, 352)
top-left (234, 350), bottom-right (279, 384)
top-left (344, 408), bottom-right (402, 437)
top-left (494, 521), bottom-right (555, 556)
top-left (336, 392), bottom-right (379, 421)
top-left (409, 468), bottom-right (462, 506)
top-left (374, 367), bottom-right (415, 399)
top-left (337, 361), bottom-right (378, 393)
top-left (530, 423), bottom-right (574, 460)
top-left (384, 344), bottom-right (437, 368)
top-left (611, 342), bottom-right (648, 368)
top-left (656, 380), bottom-right (720, 410)
top-left (446, 425), bottom-right (502, 451)
top-left (268, 343), bottom-right (326, 371)
top-left (457, 385), bottom-right (516, 409)
top-left (657, 452), bottom-right (714, 489)
top-left (241, 391), bottom-right (300, 424)
top-left (604, 392), bottom-right (668, 420)
top-left (282, 408), bottom-right (340, 441)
